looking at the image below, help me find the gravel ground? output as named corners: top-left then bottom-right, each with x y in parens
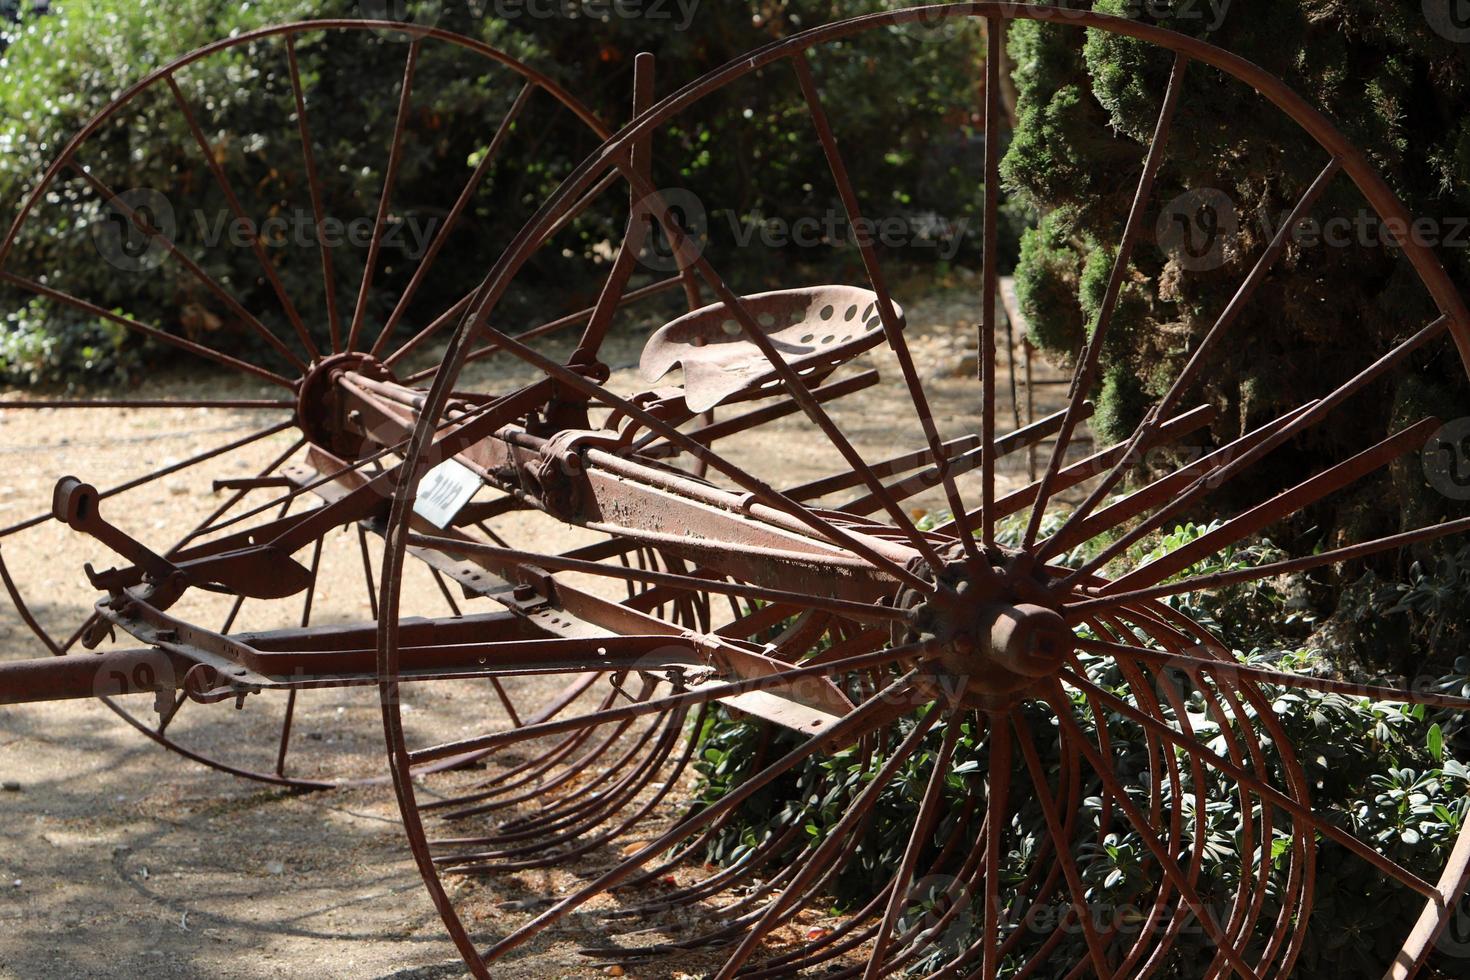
top-left (0, 278), bottom-right (1077, 979)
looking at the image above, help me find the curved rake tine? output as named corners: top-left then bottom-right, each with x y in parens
top-left (1043, 682), bottom-right (1266, 980)
top-left (1100, 638), bottom-right (1211, 975)
top-left (454, 709), bottom-right (696, 874)
top-left (444, 701), bottom-right (666, 835)
top-left (1057, 669), bottom-right (1440, 903)
top-left (607, 824), bottom-right (806, 920)
top-left (434, 693), bottom-right (641, 821)
top-left (478, 672), bottom-right (920, 964)
top-left (424, 693), bottom-right (616, 811)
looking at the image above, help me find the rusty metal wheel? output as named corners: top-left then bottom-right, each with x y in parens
top-left (375, 5), bottom-right (1470, 978)
top-left (0, 20), bottom-right (629, 787)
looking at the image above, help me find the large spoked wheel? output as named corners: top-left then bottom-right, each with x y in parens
top-left (376, 4), bottom-right (1470, 978)
top-left (0, 20), bottom-right (628, 787)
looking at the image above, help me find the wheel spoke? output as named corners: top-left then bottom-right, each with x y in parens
top-left (979, 18), bottom-right (1004, 550)
top-left (794, 52), bottom-right (982, 563)
top-left (981, 709), bottom-right (1012, 980)
top-left (931, 403), bottom-right (1212, 536)
top-left (1023, 54), bottom-right (1190, 550)
top-left (1061, 315), bottom-right (1451, 589)
top-left (1036, 157), bottom-right (1344, 561)
top-left (171, 437), bottom-right (307, 553)
top-left (410, 645), bottom-right (930, 765)
top-left (372, 81), bottom-right (537, 360)
top-left (1076, 635), bottom-right (1470, 711)
top-left (1013, 710), bottom-right (1115, 978)
top-left (0, 398), bottom-right (292, 410)
top-left (1039, 400), bottom-right (1315, 559)
top-left (344, 40), bottom-right (422, 353)
top-left (465, 322), bottom-right (940, 594)
top-left (711, 708), bottom-right (944, 980)
top-left (838, 407), bottom-right (1070, 517)
top-left (1100, 415), bottom-right (1440, 595)
top-left (285, 33), bottom-right (343, 353)
top-left (404, 532), bottom-right (914, 622)
top-left (165, 74), bottom-right (319, 362)
top-left (399, 274), bottom-right (683, 381)
top-left (64, 162), bottom-right (311, 373)
top-left (0, 271), bottom-right (294, 388)
top-left (864, 717), bottom-right (962, 978)
top-left (0, 419), bottom-right (296, 539)
top-left (1069, 513), bottom-right (1470, 617)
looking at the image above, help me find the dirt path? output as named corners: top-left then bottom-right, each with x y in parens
top-left (0, 280), bottom-right (1077, 979)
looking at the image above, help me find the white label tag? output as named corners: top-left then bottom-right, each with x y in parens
top-left (413, 458), bottom-right (481, 529)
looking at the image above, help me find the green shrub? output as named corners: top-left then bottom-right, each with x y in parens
top-left (0, 0), bottom-right (1002, 385)
top-left (690, 526), bottom-right (1470, 977)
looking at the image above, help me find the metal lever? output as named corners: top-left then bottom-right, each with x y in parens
top-left (53, 476), bottom-right (313, 602)
top-left (53, 477), bottom-right (180, 588)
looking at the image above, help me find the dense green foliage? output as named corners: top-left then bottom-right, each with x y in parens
top-left (0, 0), bottom-right (999, 384)
top-left (692, 523), bottom-right (1470, 977)
top-left (1004, 2), bottom-right (1470, 666)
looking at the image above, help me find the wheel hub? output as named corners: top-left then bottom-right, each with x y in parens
top-left (898, 549), bottom-right (1074, 707)
top-left (296, 352), bottom-right (395, 459)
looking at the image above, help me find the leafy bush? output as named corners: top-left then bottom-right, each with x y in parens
top-left (0, 0), bottom-right (1003, 385)
top-left (690, 525), bottom-right (1470, 977)
top-left (1003, 1), bottom-right (1470, 621)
